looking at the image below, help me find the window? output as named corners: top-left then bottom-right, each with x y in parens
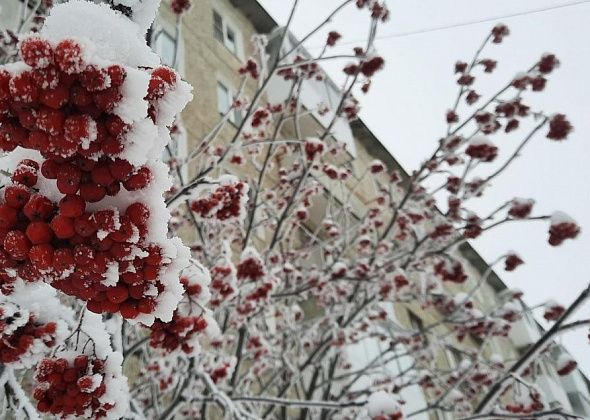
top-left (212, 10), bottom-right (240, 57)
top-left (225, 27), bottom-right (237, 54)
top-left (213, 11), bottom-right (224, 42)
top-left (155, 30), bottom-right (177, 68)
top-left (217, 81), bottom-right (243, 125)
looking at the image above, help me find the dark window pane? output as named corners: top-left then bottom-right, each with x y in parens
top-left (213, 11), bottom-right (223, 42)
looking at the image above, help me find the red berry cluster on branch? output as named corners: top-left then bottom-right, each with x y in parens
top-left (0, 34), bottom-right (192, 323)
top-left (0, 301), bottom-right (58, 366)
top-left (149, 312), bottom-right (208, 353)
top-left (33, 355), bottom-right (111, 417)
top-left (190, 178), bottom-right (248, 222)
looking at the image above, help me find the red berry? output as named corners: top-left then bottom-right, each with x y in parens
top-left (70, 85), bottom-right (93, 107)
top-left (29, 244), bottom-right (54, 270)
top-left (74, 213), bottom-right (97, 237)
top-left (72, 244), bottom-right (94, 267)
top-left (63, 368), bottom-right (78, 383)
top-left (50, 215), bottom-right (76, 239)
top-left (39, 85), bottom-right (70, 109)
top-left (4, 185), bottom-right (31, 209)
top-left (93, 87), bottom-right (121, 113)
top-left (105, 115), bottom-right (128, 137)
top-left (75, 157), bottom-right (96, 172)
top-left (138, 298), bottom-right (156, 313)
top-left (17, 109), bottom-right (38, 130)
top-left (109, 216), bottom-right (134, 243)
top-left (53, 248), bottom-right (74, 273)
top-left (108, 159), bottom-right (133, 181)
top-left (121, 271), bottom-right (142, 285)
top-left (31, 66), bottom-right (60, 90)
top-left (49, 135), bottom-right (77, 159)
top-left (128, 283), bottom-right (145, 299)
top-left (0, 204), bottom-right (18, 229)
top-left (93, 209), bottom-right (117, 231)
top-left (64, 115), bottom-right (96, 147)
top-left (12, 162), bottom-right (38, 187)
top-left (79, 183), bottom-right (106, 203)
top-left (101, 136), bottom-right (123, 155)
top-left (123, 167), bottom-right (151, 191)
top-left (119, 301), bottom-right (139, 319)
top-left (152, 67), bottom-right (177, 85)
top-left (19, 36), bottom-right (53, 68)
top-left (23, 195), bottom-right (55, 221)
top-left (55, 164), bottom-right (82, 194)
top-left (4, 230), bottom-right (31, 260)
top-left (107, 65), bottom-right (126, 87)
top-left (54, 39), bottom-right (85, 75)
top-left (80, 65), bottom-right (110, 92)
top-left (36, 107), bottom-right (65, 136)
top-left (26, 221), bottom-right (54, 244)
top-left (25, 131), bottom-right (50, 152)
top-left (106, 286), bottom-right (129, 304)
top-left (91, 164), bottom-right (115, 186)
top-left (125, 202), bottom-right (149, 226)
top-left (59, 195), bottom-right (85, 218)
top-left (41, 159), bottom-right (59, 179)
top-left (9, 71), bottom-right (39, 103)
top-left (74, 355), bottom-right (88, 370)
top-left (0, 70), bottom-right (11, 101)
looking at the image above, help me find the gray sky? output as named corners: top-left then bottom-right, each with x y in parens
top-left (258, 0), bottom-right (590, 376)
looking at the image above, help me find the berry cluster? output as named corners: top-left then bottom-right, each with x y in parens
top-left (209, 264), bottom-right (237, 307)
top-left (504, 253), bottom-right (524, 271)
top-left (465, 137), bottom-right (498, 162)
top-left (33, 355), bottom-right (110, 417)
top-left (557, 356), bottom-right (577, 376)
top-left (503, 389), bottom-right (545, 415)
top-left (0, 35), bottom-right (192, 323)
top-left (0, 164), bottom-right (166, 319)
top-left (0, 302), bottom-right (58, 366)
top-left (190, 179), bottom-right (248, 222)
top-left (434, 260), bottom-right (467, 284)
top-left (170, 0), bottom-right (192, 15)
top-left (149, 312), bottom-right (208, 353)
top-left (543, 302), bottom-right (565, 321)
top-left (236, 248), bottom-right (266, 282)
top-left (548, 212), bottom-right (580, 246)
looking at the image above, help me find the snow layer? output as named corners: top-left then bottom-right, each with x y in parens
top-left (40, 0), bottom-right (160, 68)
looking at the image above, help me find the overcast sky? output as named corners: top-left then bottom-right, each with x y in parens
top-left (257, 0), bottom-right (590, 376)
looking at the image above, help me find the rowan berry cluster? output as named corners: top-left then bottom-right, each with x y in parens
top-left (149, 312), bottom-right (208, 353)
top-left (0, 302), bottom-right (58, 366)
top-left (548, 212), bottom-right (580, 246)
top-left (209, 264), bottom-right (237, 307)
top-left (0, 35), bottom-right (190, 322)
top-left (190, 180), bottom-right (248, 222)
top-left (33, 355), bottom-right (111, 417)
top-left (434, 260), bottom-right (467, 284)
top-left (236, 248), bottom-right (266, 282)
top-left (170, 0), bottom-right (191, 16)
top-left (503, 389), bottom-right (545, 415)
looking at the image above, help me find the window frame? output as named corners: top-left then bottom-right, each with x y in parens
top-left (212, 9), bottom-right (242, 58)
top-left (155, 29), bottom-right (178, 68)
top-left (216, 80), bottom-right (243, 126)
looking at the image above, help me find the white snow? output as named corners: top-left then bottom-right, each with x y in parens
top-left (550, 210), bottom-right (576, 226)
top-left (40, 0), bottom-right (160, 68)
top-left (367, 390), bottom-right (402, 419)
